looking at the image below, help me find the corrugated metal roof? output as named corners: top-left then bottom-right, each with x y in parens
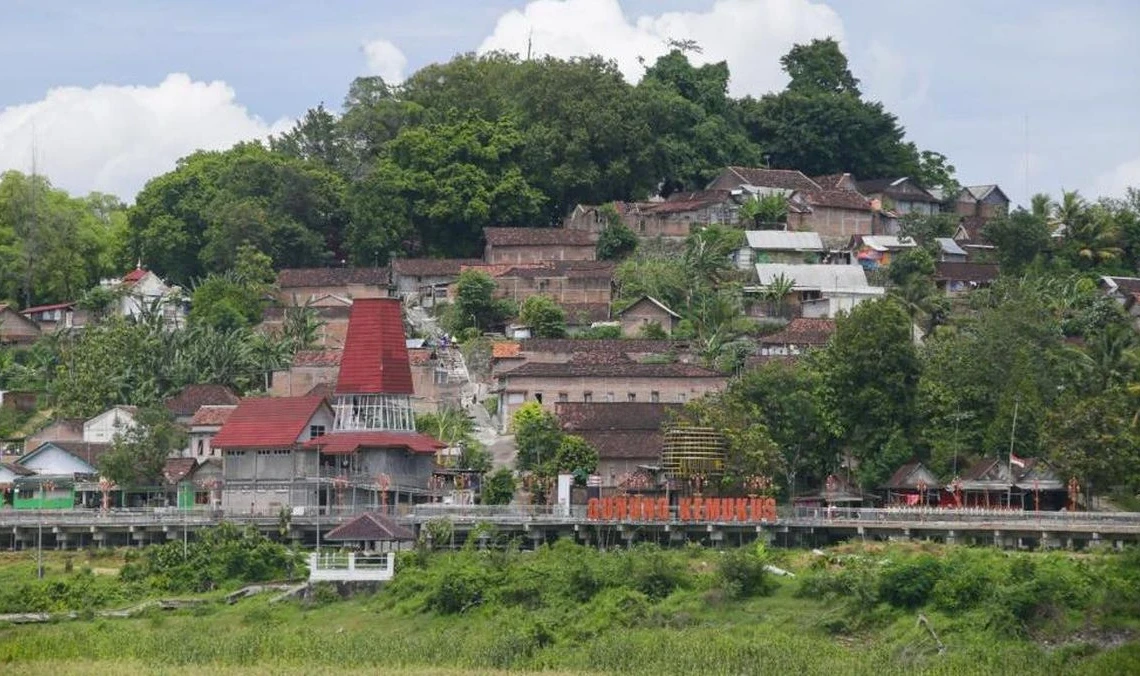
top-left (754, 264), bottom-right (869, 291)
top-left (860, 236), bottom-right (917, 252)
top-left (936, 238), bottom-right (968, 256)
top-left (745, 230), bottom-right (824, 251)
top-left (335, 298), bottom-right (414, 396)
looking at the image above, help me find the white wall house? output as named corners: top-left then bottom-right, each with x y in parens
top-left (17, 443), bottom-right (101, 475)
top-left (83, 406), bottom-right (138, 443)
top-left (101, 267), bottom-right (187, 328)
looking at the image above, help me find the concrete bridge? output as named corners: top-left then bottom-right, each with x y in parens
top-left (1, 505), bottom-right (1138, 551)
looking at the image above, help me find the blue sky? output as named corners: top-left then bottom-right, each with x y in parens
top-left (2, 0), bottom-right (1138, 205)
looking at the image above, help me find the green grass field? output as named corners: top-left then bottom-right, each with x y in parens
top-left (1, 542), bottom-right (1138, 675)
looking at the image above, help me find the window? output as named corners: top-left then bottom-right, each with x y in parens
top-left (534, 392), bottom-right (543, 404)
top-left (583, 392), bottom-right (593, 403)
top-left (309, 425), bottom-right (326, 439)
top-left (605, 392), bottom-right (614, 403)
top-left (196, 439), bottom-right (205, 457)
top-left (558, 392), bottom-right (568, 403)
top-left (627, 393), bottom-right (636, 402)
top-left (651, 391), bottom-right (660, 403)
top-left (677, 393), bottom-right (687, 403)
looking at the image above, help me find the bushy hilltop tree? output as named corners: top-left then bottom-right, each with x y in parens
top-left (124, 40), bottom-right (942, 279)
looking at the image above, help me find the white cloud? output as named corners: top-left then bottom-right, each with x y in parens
top-left (0, 73), bottom-right (291, 200)
top-left (1095, 158), bottom-right (1140, 198)
top-left (362, 39), bottom-right (408, 84)
top-left (859, 40), bottom-right (928, 112)
top-left (476, 0), bottom-right (845, 97)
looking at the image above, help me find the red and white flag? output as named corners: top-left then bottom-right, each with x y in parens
top-left (1009, 453), bottom-right (1026, 469)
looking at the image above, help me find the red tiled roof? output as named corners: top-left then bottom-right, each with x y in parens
top-left (483, 227), bottom-right (597, 247)
top-left (304, 431), bottom-right (444, 455)
top-left (189, 405), bottom-right (237, 427)
top-left (277, 267), bottom-right (390, 288)
top-left (392, 258), bottom-right (483, 277)
top-left (799, 189), bottom-right (873, 211)
top-left (758, 318), bottom-right (836, 346)
top-left (724, 167), bottom-right (821, 192)
top-left (163, 458), bottom-right (198, 485)
top-left (20, 302), bottom-right (76, 315)
top-left (557, 403), bottom-right (682, 431)
top-left (408, 348), bottom-right (432, 366)
top-left (335, 298), bottom-right (413, 396)
top-left (211, 396), bottom-right (328, 450)
top-left (306, 383), bottom-right (334, 398)
top-left (492, 342), bottom-right (522, 359)
top-left (164, 384), bottom-right (240, 417)
top-left (292, 350), bottom-right (342, 367)
top-left (122, 267), bottom-right (148, 283)
top-left (324, 512), bottom-right (415, 541)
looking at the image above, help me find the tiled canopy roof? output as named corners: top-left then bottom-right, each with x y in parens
top-left (292, 350), bottom-right (343, 368)
top-left (483, 227), bottom-right (597, 247)
top-left (504, 358), bottom-right (721, 379)
top-left (211, 396), bottom-right (328, 450)
top-left (392, 258), bottom-right (483, 277)
top-left (933, 262), bottom-right (1000, 283)
top-left (164, 384), bottom-right (240, 417)
top-left (324, 512), bottom-right (415, 542)
top-left (724, 166), bottom-right (820, 192)
top-left (189, 405), bottom-right (237, 427)
top-left (758, 318), bottom-right (836, 346)
top-left (335, 298), bottom-right (414, 395)
top-left (557, 403), bottom-right (682, 461)
top-left (276, 267), bottom-right (389, 288)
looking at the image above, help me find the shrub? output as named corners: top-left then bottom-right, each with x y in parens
top-left (878, 555), bottom-right (943, 609)
top-left (718, 546), bottom-right (776, 599)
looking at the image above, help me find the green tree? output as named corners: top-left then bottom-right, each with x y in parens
top-left (982, 209), bottom-right (1052, 274)
top-left (98, 407), bottom-right (187, 487)
top-left (780, 38), bottom-right (861, 96)
top-left (683, 387), bottom-right (782, 489)
top-left (553, 435), bottom-right (599, 482)
top-left (511, 401), bottom-right (562, 472)
top-left (740, 40), bottom-right (920, 178)
top-left (821, 299), bottom-right (919, 486)
top-left (518, 295), bottom-right (566, 338)
top-left (451, 269), bottom-right (512, 332)
top-left (481, 468), bottom-right (516, 505)
top-left (269, 103), bottom-right (352, 172)
top-left (738, 194), bottom-right (788, 229)
top-left (1044, 389), bottom-right (1140, 499)
top-left (597, 221), bottom-right (638, 261)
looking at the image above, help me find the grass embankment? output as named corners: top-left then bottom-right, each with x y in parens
top-left (1, 540), bottom-right (1139, 674)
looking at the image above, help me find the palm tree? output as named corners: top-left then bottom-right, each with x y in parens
top-left (1030, 193), bottom-right (1054, 220)
top-left (1052, 190), bottom-right (1086, 229)
top-left (738, 194), bottom-right (787, 229)
top-left (762, 273), bottom-right (795, 318)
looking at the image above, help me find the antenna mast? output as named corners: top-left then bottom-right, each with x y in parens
top-left (526, 29), bottom-right (533, 61)
top-left (1023, 114), bottom-right (1030, 208)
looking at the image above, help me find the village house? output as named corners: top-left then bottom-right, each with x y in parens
top-left (955, 457), bottom-right (1067, 510)
top-left (557, 402), bottom-right (682, 488)
top-left (163, 457), bottom-right (223, 508)
top-left (214, 298), bottom-right (444, 514)
top-left (82, 406), bottom-right (138, 443)
top-left (951, 216), bottom-right (995, 258)
top-left (855, 177), bottom-right (941, 217)
top-left (955, 185), bottom-right (1010, 220)
top-left (852, 235), bottom-right (917, 270)
top-left (270, 349), bottom-right (342, 398)
top-left (483, 227), bottom-right (597, 265)
top-left (275, 267), bottom-right (391, 306)
top-left (462, 260), bottom-right (615, 308)
top-left (20, 302), bottom-right (89, 333)
top-left (391, 258), bottom-right (483, 304)
top-left (13, 441), bottom-right (111, 508)
top-left (101, 266), bottom-right (187, 328)
top-left (1098, 276), bottom-right (1140, 328)
top-left (24, 419), bottom-right (84, 454)
top-left (164, 384), bottom-right (240, 426)
top-left (261, 305), bottom-right (352, 349)
top-left (934, 262), bottom-right (1000, 295)
top-left (0, 463), bottom-right (34, 506)
top-left (756, 318), bottom-right (836, 356)
top-left (565, 191), bottom-right (741, 240)
top-left (491, 338), bottom-right (696, 379)
top-left (735, 231), bottom-right (825, 268)
top-left (751, 263), bottom-right (884, 318)
top-left (186, 405), bottom-right (236, 462)
top-left (497, 353), bottom-right (725, 427)
top-left (707, 166), bottom-right (821, 193)
top-left (788, 189), bottom-right (876, 241)
top-left (935, 237), bottom-right (969, 263)
top-left (616, 296), bottom-right (680, 337)
top-left (0, 304), bottom-right (42, 345)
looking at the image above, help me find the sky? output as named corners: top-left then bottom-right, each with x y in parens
top-left (0, 0), bottom-right (1137, 207)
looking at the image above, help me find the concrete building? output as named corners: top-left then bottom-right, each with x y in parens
top-left (750, 263), bottom-right (885, 319)
top-left (616, 296), bottom-right (680, 337)
top-left (82, 406), bottom-right (138, 444)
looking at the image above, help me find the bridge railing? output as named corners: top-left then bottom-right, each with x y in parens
top-left (792, 506), bottom-right (1140, 527)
